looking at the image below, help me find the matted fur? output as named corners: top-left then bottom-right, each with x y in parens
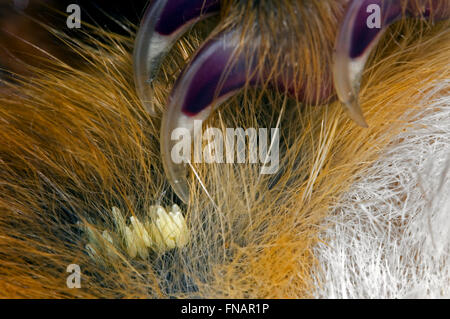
top-left (312, 82), bottom-right (450, 298)
top-left (0, 11), bottom-right (448, 298)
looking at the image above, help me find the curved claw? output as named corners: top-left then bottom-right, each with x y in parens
top-left (334, 0), bottom-right (450, 127)
top-left (161, 27), bottom-right (335, 202)
top-left (161, 30), bottom-right (259, 202)
top-left (133, 0), bottom-right (220, 113)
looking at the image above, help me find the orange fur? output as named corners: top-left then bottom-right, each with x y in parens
top-left (0, 9), bottom-right (448, 298)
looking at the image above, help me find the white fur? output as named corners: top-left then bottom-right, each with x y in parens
top-left (312, 80), bottom-right (450, 298)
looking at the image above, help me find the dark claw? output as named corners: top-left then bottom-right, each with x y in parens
top-left (133, 0), bottom-right (220, 113)
top-left (154, 0), bottom-right (221, 36)
top-left (160, 30), bottom-right (257, 202)
top-left (333, 0), bottom-right (449, 127)
top-left (160, 27), bottom-right (333, 202)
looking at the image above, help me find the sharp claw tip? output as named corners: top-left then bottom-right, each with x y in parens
top-left (359, 120), bottom-right (369, 128)
top-left (343, 99), bottom-right (368, 128)
top-left (172, 178), bottom-right (190, 203)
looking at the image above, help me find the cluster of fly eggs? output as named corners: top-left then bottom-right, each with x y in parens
top-left (84, 204), bottom-right (189, 261)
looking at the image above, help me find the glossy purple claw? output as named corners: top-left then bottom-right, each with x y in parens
top-left (160, 30), bottom-right (259, 202)
top-left (333, 0), bottom-right (450, 127)
top-left (161, 27), bottom-right (337, 202)
top-left (133, 0), bottom-right (220, 113)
